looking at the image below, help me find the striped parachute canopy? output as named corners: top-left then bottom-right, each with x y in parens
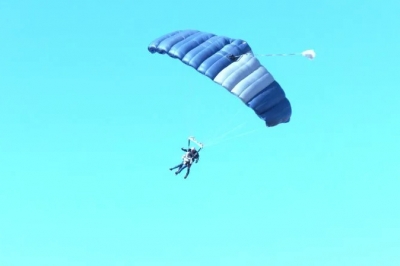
top-left (147, 30), bottom-right (291, 127)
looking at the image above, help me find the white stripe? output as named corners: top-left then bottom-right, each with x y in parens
top-left (230, 66), bottom-right (264, 95)
top-left (213, 54), bottom-right (255, 90)
top-left (238, 68), bottom-right (275, 103)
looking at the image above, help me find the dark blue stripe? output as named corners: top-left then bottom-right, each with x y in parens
top-left (147, 30), bottom-right (182, 53)
top-left (183, 36), bottom-right (230, 69)
top-left (259, 98), bottom-right (292, 127)
top-left (247, 81), bottom-right (291, 127)
top-left (169, 32), bottom-right (214, 59)
top-left (156, 30), bottom-right (198, 54)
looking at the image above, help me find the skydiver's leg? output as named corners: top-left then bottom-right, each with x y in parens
top-left (173, 163), bottom-right (186, 175)
top-left (176, 164), bottom-right (188, 174)
top-left (183, 166), bottom-right (191, 179)
top-left (170, 163), bottom-right (183, 171)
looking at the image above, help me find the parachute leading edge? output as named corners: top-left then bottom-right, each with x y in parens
top-left (148, 29), bottom-right (292, 128)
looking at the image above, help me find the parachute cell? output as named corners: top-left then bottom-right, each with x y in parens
top-left (148, 30), bottom-right (292, 127)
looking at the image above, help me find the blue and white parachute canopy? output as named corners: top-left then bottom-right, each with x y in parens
top-left (148, 29), bottom-right (294, 127)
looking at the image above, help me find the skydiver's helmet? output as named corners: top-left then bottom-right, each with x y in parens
top-left (190, 147), bottom-right (196, 152)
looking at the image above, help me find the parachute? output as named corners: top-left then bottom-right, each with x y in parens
top-left (147, 29), bottom-right (293, 127)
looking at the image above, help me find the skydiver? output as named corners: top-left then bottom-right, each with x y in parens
top-left (169, 147), bottom-right (200, 179)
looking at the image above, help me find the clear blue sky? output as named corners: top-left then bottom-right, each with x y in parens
top-left (1, 0), bottom-right (399, 265)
